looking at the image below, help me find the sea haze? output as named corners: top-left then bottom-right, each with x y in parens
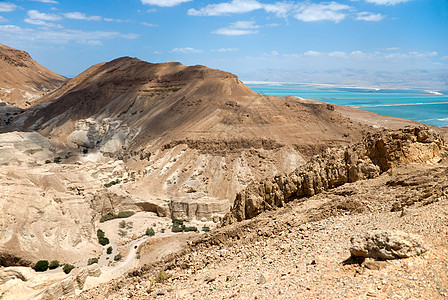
top-left (246, 83), bottom-right (448, 127)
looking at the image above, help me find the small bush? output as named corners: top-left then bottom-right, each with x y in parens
top-left (34, 260), bottom-right (49, 272)
top-left (99, 236), bottom-right (110, 246)
top-left (155, 271), bottom-right (170, 283)
top-left (107, 246), bottom-right (113, 254)
top-left (88, 257), bottom-right (98, 265)
top-left (146, 227), bottom-right (155, 236)
top-left (53, 157), bottom-right (62, 163)
top-left (172, 219), bottom-right (183, 227)
top-left (63, 264), bottom-right (75, 274)
top-left (161, 228), bottom-right (165, 233)
top-left (45, 160), bottom-right (51, 164)
top-left (171, 225), bottom-right (183, 233)
top-left (97, 229), bottom-right (105, 238)
top-left (117, 211), bottom-right (134, 218)
top-left (82, 148), bottom-right (88, 154)
top-left (119, 220), bottom-right (127, 228)
top-left (114, 253), bottom-right (122, 261)
top-left (49, 260), bottom-right (59, 269)
top-left (202, 226), bottom-right (210, 232)
top-left (100, 213), bottom-right (116, 222)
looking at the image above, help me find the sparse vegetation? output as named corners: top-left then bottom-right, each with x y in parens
top-left (100, 211), bottom-right (135, 222)
top-left (34, 260), bottom-right (49, 272)
top-left (114, 253), bottom-right (122, 261)
top-left (45, 159), bottom-right (51, 164)
top-left (118, 229), bottom-right (127, 237)
top-left (107, 246), bottom-right (113, 254)
top-left (53, 157), bottom-right (62, 163)
top-left (97, 229), bottom-right (110, 245)
top-left (104, 179), bottom-right (121, 188)
top-left (82, 148), bottom-right (88, 154)
top-left (202, 226), bottom-right (210, 232)
top-left (155, 271), bottom-right (170, 283)
top-left (88, 257), bottom-right (98, 265)
top-left (146, 227), bottom-right (155, 236)
top-left (63, 264), bottom-right (75, 274)
top-left (171, 219), bottom-right (198, 233)
top-left (49, 260), bottom-right (60, 269)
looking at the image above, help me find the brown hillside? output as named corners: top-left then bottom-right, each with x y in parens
top-left (13, 57), bottom-right (423, 204)
top-left (0, 44), bottom-right (66, 108)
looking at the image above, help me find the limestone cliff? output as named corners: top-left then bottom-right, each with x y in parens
top-left (223, 126), bottom-right (446, 224)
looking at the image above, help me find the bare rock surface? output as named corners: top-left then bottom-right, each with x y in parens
top-left (223, 126), bottom-right (446, 223)
top-left (350, 230), bottom-right (428, 260)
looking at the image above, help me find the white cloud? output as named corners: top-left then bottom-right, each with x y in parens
top-left (294, 2), bottom-right (352, 23)
top-left (304, 50), bottom-right (321, 56)
top-left (213, 48), bottom-right (239, 52)
top-left (0, 16), bottom-right (8, 23)
top-left (0, 24), bottom-right (138, 45)
top-left (32, 0), bottom-right (59, 3)
top-left (356, 11), bottom-right (385, 21)
top-left (263, 2), bottom-right (296, 18)
top-left (0, 2), bottom-right (18, 12)
top-left (27, 10), bottom-right (62, 21)
top-left (141, 22), bottom-right (158, 27)
top-left (63, 12), bottom-right (102, 21)
top-left (141, 0), bottom-right (192, 7)
top-left (231, 20), bottom-right (260, 29)
top-left (328, 51), bottom-right (347, 57)
top-left (24, 18), bottom-right (62, 28)
top-left (188, 0), bottom-right (263, 16)
top-left (104, 18), bottom-right (128, 23)
top-left (365, 0), bottom-right (410, 5)
top-left (171, 47), bottom-right (203, 54)
top-left (213, 20), bottom-right (260, 35)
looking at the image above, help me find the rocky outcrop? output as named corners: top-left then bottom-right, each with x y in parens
top-left (350, 230), bottom-right (428, 259)
top-left (223, 126), bottom-right (446, 224)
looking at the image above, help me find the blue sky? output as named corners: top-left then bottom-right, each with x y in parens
top-left (0, 0), bottom-right (447, 79)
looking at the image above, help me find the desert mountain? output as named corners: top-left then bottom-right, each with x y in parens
top-left (11, 57), bottom-right (421, 204)
top-left (0, 44), bottom-right (66, 108)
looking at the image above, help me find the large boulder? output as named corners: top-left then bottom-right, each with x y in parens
top-left (350, 230), bottom-right (428, 260)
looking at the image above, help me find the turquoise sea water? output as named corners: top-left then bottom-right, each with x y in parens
top-left (246, 84), bottom-right (448, 127)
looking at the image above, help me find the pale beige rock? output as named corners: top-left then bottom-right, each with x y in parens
top-left (350, 230), bottom-right (428, 260)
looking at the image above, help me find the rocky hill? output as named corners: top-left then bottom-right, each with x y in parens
top-left (0, 44), bottom-right (66, 108)
top-left (76, 126), bottom-right (448, 300)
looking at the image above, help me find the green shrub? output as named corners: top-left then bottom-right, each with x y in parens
top-left (117, 211), bottom-right (134, 218)
top-left (82, 148), bottom-right (88, 154)
top-left (53, 157), bottom-right (62, 163)
top-left (99, 236), bottom-right (110, 246)
top-left (202, 226), bottom-right (210, 232)
top-left (107, 246), bottom-right (113, 254)
top-left (99, 211), bottom-right (135, 223)
top-left (184, 226), bottom-right (198, 232)
top-left (155, 271), bottom-right (170, 283)
top-left (88, 258), bottom-right (98, 265)
top-left (45, 160), bottom-right (51, 164)
top-left (49, 260), bottom-right (59, 269)
top-left (171, 225), bottom-right (183, 233)
top-left (114, 253), bottom-right (122, 261)
top-left (34, 260), bottom-right (49, 272)
top-left (146, 227), bottom-right (155, 236)
top-left (172, 219), bottom-right (183, 226)
top-left (97, 229), bottom-right (105, 238)
top-left (63, 264), bottom-right (75, 274)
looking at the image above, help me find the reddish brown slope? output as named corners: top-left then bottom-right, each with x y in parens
top-left (0, 44), bottom-right (66, 108)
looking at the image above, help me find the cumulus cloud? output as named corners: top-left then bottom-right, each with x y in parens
top-left (0, 2), bottom-right (18, 12)
top-left (213, 20), bottom-right (260, 35)
top-left (365, 0), bottom-right (410, 5)
top-left (356, 11), bottom-right (385, 21)
top-left (24, 18), bottom-right (62, 28)
top-left (27, 10), bottom-right (62, 21)
top-left (63, 12), bottom-right (102, 21)
top-left (141, 0), bottom-right (192, 7)
top-left (304, 50), bottom-right (321, 56)
top-left (0, 24), bottom-right (138, 45)
top-left (171, 47), bottom-right (203, 54)
top-left (294, 2), bottom-right (352, 23)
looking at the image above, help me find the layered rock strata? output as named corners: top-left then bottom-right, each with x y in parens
top-left (223, 126), bottom-right (446, 224)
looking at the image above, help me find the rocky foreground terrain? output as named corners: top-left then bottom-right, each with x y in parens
top-left (79, 127), bottom-right (448, 299)
top-left (1, 44), bottom-right (448, 299)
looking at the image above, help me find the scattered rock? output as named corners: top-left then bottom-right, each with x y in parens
top-left (350, 230), bottom-right (428, 260)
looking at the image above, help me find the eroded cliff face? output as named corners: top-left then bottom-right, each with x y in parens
top-left (223, 126), bottom-right (446, 224)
